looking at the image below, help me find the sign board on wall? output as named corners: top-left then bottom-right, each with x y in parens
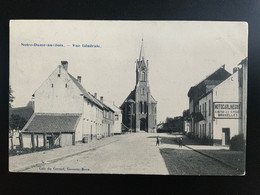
top-left (213, 102), bottom-right (241, 119)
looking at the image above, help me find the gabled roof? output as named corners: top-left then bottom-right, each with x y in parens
top-left (150, 95), bottom-right (157, 103)
top-left (68, 73), bottom-right (104, 109)
top-left (188, 66), bottom-right (231, 99)
top-left (22, 113), bottom-right (82, 133)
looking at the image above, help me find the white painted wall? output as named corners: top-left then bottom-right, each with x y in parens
top-left (114, 111), bottom-right (122, 134)
top-left (34, 65), bottom-right (83, 114)
top-left (198, 92), bottom-right (213, 139)
top-left (212, 71), bottom-right (240, 141)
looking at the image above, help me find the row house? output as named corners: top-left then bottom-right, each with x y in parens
top-left (21, 61), bottom-right (117, 148)
top-left (187, 58), bottom-right (247, 145)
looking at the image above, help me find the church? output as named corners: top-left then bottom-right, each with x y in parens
top-left (120, 40), bottom-right (157, 133)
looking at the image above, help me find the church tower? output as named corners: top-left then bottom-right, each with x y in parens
top-left (120, 39), bottom-right (157, 133)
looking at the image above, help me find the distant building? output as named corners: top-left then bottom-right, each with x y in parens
top-left (120, 40), bottom-right (157, 133)
top-left (21, 61), bottom-right (115, 148)
top-left (9, 101), bottom-right (34, 128)
top-left (187, 60), bottom-right (247, 145)
top-left (105, 102), bottom-right (122, 135)
top-left (184, 121), bottom-right (190, 135)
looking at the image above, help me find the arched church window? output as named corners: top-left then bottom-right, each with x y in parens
top-left (141, 72), bottom-right (145, 81)
top-left (140, 102), bottom-right (142, 113)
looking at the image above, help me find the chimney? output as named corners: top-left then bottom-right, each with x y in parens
top-left (233, 67), bottom-right (238, 74)
top-left (61, 61), bottom-right (68, 71)
top-left (100, 96), bottom-right (103, 103)
top-left (77, 76), bottom-right (81, 83)
top-left (94, 93), bottom-right (97, 98)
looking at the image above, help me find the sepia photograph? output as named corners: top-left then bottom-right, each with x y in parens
top-left (9, 20), bottom-right (248, 175)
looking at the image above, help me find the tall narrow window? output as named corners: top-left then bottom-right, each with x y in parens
top-left (51, 84), bottom-right (53, 88)
top-left (209, 100), bottom-right (211, 116)
top-left (140, 102), bottom-right (142, 113)
top-left (141, 72), bottom-right (145, 81)
top-left (205, 102), bottom-right (206, 116)
top-left (65, 84), bottom-right (67, 88)
top-left (209, 123), bottom-right (211, 139)
top-left (141, 88), bottom-right (145, 95)
top-left (144, 102), bottom-right (146, 113)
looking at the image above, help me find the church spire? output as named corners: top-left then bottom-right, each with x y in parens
top-left (139, 38), bottom-right (144, 61)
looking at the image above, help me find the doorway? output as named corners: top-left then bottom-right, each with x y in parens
top-left (222, 128), bottom-right (230, 145)
top-left (140, 118), bottom-right (146, 131)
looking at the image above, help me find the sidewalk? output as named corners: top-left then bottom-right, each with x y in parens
top-left (9, 135), bottom-right (120, 172)
top-left (181, 135), bottom-right (245, 173)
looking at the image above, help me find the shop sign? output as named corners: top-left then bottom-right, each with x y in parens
top-left (213, 102), bottom-right (241, 119)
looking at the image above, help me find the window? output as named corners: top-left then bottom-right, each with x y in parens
top-left (209, 100), bottom-right (211, 116)
top-left (115, 114), bottom-right (119, 120)
top-left (199, 105), bottom-right (201, 113)
top-left (200, 124), bottom-right (201, 138)
top-left (205, 123), bottom-right (206, 137)
top-left (205, 102), bottom-right (206, 116)
top-left (51, 84), bottom-right (53, 88)
top-left (141, 72), bottom-right (145, 81)
top-left (65, 84), bottom-right (67, 88)
top-left (144, 102), bottom-right (146, 113)
top-left (140, 102), bottom-right (142, 113)
top-left (141, 88), bottom-right (145, 95)
top-left (209, 123), bottom-right (211, 139)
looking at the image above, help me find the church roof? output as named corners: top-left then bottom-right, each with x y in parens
top-left (150, 95), bottom-right (157, 103)
top-left (120, 90), bottom-right (135, 108)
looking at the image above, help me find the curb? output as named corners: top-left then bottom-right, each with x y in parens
top-left (183, 144), bottom-right (242, 173)
top-left (10, 139), bottom-right (119, 172)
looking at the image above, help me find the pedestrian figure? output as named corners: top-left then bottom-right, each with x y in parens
top-left (156, 136), bottom-right (160, 146)
top-left (179, 137), bottom-right (183, 148)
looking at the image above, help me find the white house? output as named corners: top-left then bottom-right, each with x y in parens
top-left (195, 68), bottom-right (242, 145)
top-left (21, 61), bottom-right (115, 148)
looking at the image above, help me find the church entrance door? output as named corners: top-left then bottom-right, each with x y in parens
top-left (140, 118), bottom-right (146, 131)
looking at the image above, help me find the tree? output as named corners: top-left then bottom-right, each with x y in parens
top-left (9, 114), bottom-right (27, 130)
top-left (163, 116), bottom-right (184, 133)
top-left (9, 85), bottom-right (15, 108)
top-left (182, 109), bottom-right (191, 121)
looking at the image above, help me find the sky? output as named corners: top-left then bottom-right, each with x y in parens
top-left (10, 20), bottom-right (248, 123)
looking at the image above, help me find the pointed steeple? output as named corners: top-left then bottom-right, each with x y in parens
top-left (139, 38), bottom-right (144, 61)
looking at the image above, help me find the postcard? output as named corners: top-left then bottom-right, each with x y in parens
top-left (9, 20), bottom-right (247, 175)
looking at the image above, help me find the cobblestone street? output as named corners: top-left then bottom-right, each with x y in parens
top-left (12, 133), bottom-right (244, 175)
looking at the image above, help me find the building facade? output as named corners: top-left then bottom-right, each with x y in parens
top-left (21, 61), bottom-right (116, 148)
top-left (188, 60), bottom-right (247, 146)
top-left (120, 41), bottom-right (157, 133)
